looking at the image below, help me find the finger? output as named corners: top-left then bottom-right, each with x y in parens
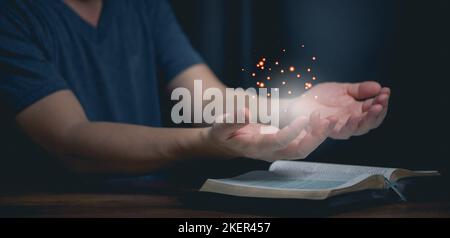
top-left (294, 118), bottom-right (336, 158)
top-left (374, 94), bottom-right (390, 128)
top-left (347, 82), bottom-right (382, 100)
top-left (362, 86), bottom-right (390, 112)
top-left (331, 113), bottom-right (363, 140)
top-left (280, 113), bottom-right (336, 159)
top-left (363, 93), bottom-right (388, 112)
top-left (326, 116), bottom-right (340, 130)
top-left (374, 93), bottom-right (389, 108)
top-left (307, 110), bottom-right (321, 133)
top-left (276, 124), bottom-right (330, 159)
top-left (274, 112), bottom-right (325, 158)
top-left (355, 104), bottom-right (383, 136)
top-left (362, 99), bottom-right (374, 112)
top-left (381, 87), bottom-right (391, 95)
top-left (272, 116), bottom-right (309, 150)
top-left (294, 112), bottom-right (337, 144)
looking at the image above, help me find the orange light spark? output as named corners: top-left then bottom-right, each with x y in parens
top-left (312, 76), bottom-right (317, 81)
top-left (259, 61), bottom-right (265, 66)
top-left (252, 73), bottom-right (256, 77)
top-left (262, 58), bottom-right (266, 62)
top-left (296, 74), bottom-right (301, 78)
top-left (256, 82), bottom-right (260, 86)
top-left (275, 61), bottom-right (279, 66)
top-left (261, 66), bottom-right (265, 70)
top-left (289, 66), bottom-right (295, 72)
top-left (267, 76), bottom-right (271, 80)
top-left (260, 82), bottom-right (265, 88)
top-left (305, 82), bottom-right (313, 90)
top-left (281, 69), bottom-right (285, 74)
top-left (307, 68), bottom-right (311, 72)
top-left (312, 56), bottom-right (317, 61)
top-left (267, 93), bottom-right (271, 97)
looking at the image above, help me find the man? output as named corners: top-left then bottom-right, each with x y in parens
top-left (0, 0), bottom-right (390, 178)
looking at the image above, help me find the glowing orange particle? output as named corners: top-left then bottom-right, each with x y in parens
top-left (281, 69), bottom-right (285, 74)
top-left (275, 61), bottom-right (279, 66)
top-left (260, 82), bottom-right (265, 88)
top-left (267, 93), bottom-right (271, 97)
top-left (312, 76), bottom-right (317, 80)
top-left (312, 56), bottom-right (317, 61)
top-left (256, 82), bottom-right (260, 86)
top-left (252, 73), bottom-right (256, 77)
top-left (282, 81), bottom-right (286, 85)
top-left (288, 90), bottom-right (292, 95)
top-left (261, 66), bottom-right (265, 70)
top-left (296, 74), bottom-right (301, 78)
top-left (267, 76), bottom-right (271, 80)
top-left (259, 61), bottom-right (265, 66)
top-left (307, 68), bottom-right (311, 72)
top-left (289, 66), bottom-right (295, 72)
top-left (305, 82), bottom-right (313, 90)
top-left (262, 58), bottom-right (266, 62)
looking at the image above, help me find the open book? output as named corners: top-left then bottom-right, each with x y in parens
top-left (200, 161), bottom-right (440, 201)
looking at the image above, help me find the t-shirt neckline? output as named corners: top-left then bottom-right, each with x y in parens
top-left (54, 0), bottom-right (114, 43)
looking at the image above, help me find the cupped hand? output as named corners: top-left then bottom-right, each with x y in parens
top-left (286, 82), bottom-right (390, 140)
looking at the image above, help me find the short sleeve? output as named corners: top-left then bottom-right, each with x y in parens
top-left (0, 9), bottom-right (68, 114)
top-left (152, 0), bottom-right (204, 81)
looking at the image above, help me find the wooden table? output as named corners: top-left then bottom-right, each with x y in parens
top-left (1, 192), bottom-right (449, 218)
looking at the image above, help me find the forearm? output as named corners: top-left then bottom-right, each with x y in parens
top-left (59, 122), bottom-right (225, 175)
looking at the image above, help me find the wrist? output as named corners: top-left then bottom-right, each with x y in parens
top-left (198, 127), bottom-right (238, 159)
top-left (197, 127), bottom-right (239, 159)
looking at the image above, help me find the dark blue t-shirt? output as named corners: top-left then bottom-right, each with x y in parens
top-left (0, 0), bottom-right (203, 126)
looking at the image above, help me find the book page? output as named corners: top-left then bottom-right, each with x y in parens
top-left (216, 171), bottom-right (349, 190)
top-left (202, 161), bottom-right (396, 195)
top-left (209, 170), bottom-right (376, 192)
top-left (269, 161), bottom-right (397, 180)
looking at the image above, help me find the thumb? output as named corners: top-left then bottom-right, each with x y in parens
top-left (347, 81), bottom-right (382, 100)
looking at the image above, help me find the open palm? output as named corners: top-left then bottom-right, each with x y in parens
top-left (207, 111), bottom-right (336, 161)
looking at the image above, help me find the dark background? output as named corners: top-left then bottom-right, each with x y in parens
top-left (170, 0), bottom-right (450, 174)
top-left (0, 0), bottom-right (449, 191)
